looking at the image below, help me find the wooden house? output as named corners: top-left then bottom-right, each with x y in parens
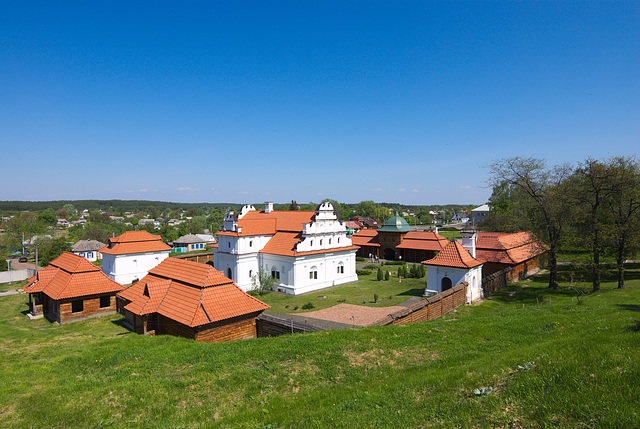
top-left (22, 252), bottom-right (124, 324)
top-left (474, 231), bottom-right (548, 279)
top-left (116, 257), bottom-right (269, 342)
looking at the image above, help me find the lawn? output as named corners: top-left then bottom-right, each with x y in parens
top-left (1, 265), bottom-right (639, 428)
top-left (254, 270), bottom-right (426, 313)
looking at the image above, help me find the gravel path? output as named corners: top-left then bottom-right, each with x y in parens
top-left (299, 303), bottom-right (407, 327)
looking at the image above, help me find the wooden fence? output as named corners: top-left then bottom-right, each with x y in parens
top-left (371, 283), bottom-right (468, 326)
top-left (481, 267), bottom-right (514, 295)
top-left (257, 313), bottom-right (326, 337)
top-left (172, 252), bottom-right (213, 263)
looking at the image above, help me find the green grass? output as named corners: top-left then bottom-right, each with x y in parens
top-left (254, 272), bottom-right (426, 313)
top-left (1, 266), bottom-right (639, 428)
top-left (0, 280), bottom-right (27, 292)
top-left (437, 230), bottom-right (462, 240)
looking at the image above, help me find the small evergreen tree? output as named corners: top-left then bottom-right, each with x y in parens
top-left (385, 270), bottom-right (390, 281)
top-left (377, 267), bottom-right (383, 281)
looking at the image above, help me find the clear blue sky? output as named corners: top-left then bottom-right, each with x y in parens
top-left (2, 1), bottom-right (638, 205)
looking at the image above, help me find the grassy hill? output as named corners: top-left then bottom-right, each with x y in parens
top-left (1, 268), bottom-right (639, 428)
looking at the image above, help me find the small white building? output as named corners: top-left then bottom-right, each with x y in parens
top-left (71, 239), bottom-right (106, 262)
top-left (213, 202), bottom-right (359, 295)
top-left (423, 232), bottom-right (484, 303)
top-left (100, 231), bottom-right (171, 285)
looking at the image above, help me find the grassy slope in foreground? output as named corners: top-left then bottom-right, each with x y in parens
top-left (0, 270), bottom-right (639, 428)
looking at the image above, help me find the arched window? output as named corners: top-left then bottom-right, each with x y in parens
top-left (309, 266), bottom-right (318, 280)
top-left (441, 277), bottom-right (452, 291)
top-left (226, 268), bottom-right (233, 279)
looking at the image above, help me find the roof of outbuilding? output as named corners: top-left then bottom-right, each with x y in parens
top-left (22, 252), bottom-right (124, 299)
top-left (350, 229), bottom-right (380, 247)
top-left (99, 230), bottom-right (171, 255)
top-left (173, 234), bottom-right (206, 244)
top-left (117, 257), bottom-right (269, 327)
top-left (422, 241), bottom-right (483, 268)
top-left (475, 231), bottom-right (548, 265)
top-left (71, 240), bottom-right (106, 252)
top-left (395, 231), bottom-right (449, 251)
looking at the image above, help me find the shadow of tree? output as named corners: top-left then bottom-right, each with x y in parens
top-left (616, 304), bottom-right (640, 312)
top-left (398, 288), bottom-right (425, 297)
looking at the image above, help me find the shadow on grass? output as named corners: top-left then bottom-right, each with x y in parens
top-left (111, 317), bottom-right (132, 334)
top-left (397, 288), bottom-right (425, 297)
top-left (616, 304), bottom-right (640, 313)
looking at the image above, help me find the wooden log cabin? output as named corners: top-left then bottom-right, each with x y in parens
top-left (22, 252), bottom-right (124, 324)
top-left (116, 257), bottom-right (269, 342)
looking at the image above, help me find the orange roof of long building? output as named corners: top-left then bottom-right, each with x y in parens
top-left (475, 231), bottom-right (548, 265)
top-left (422, 241), bottom-right (483, 268)
top-left (117, 257), bottom-right (269, 327)
top-left (395, 231), bottom-right (449, 251)
top-left (23, 252), bottom-right (124, 299)
top-left (217, 210), bottom-right (315, 237)
top-left (99, 230), bottom-right (171, 255)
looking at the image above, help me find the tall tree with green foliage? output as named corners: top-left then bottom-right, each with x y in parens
top-left (376, 267), bottom-right (383, 281)
top-left (37, 237), bottom-right (71, 266)
top-left (489, 156), bottom-right (573, 290)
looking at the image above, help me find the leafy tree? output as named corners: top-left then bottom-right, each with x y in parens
top-left (159, 225), bottom-right (179, 243)
top-left (2, 214), bottom-right (46, 251)
top-left (602, 156), bottom-right (640, 288)
top-left (38, 210), bottom-right (57, 226)
top-left (289, 200), bottom-right (299, 210)
top-left (37, 237), bottom-right (71, 266)
top-left (56, 208), bottom-right (69, 218)
top-left (62, 203), bottom-right (76, 216)
top-left (251, 267), bottom-right (275, 294)
top-left (489, 156), bottom-right (573, 289)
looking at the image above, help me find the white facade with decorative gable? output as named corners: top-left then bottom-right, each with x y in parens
top-left (214, 202), bottom-right (358, 295)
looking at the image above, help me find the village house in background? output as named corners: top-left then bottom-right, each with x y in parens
top-left (471, 204), bottom-right (490, 226)
top-left (22, 252), bottom-right (124, 323)
top-left (171, 233), bottom-right (207, 253)
top-left (350, 213), bottom-right (449, 262)
top-left (116, 257), bottom-right (269, 342)
top-left (100, 231), bottom-right (171, 285)
top-left (213, 202), bottom-right (359, 295)
top-left (71, 239), bottom-right (106, 262)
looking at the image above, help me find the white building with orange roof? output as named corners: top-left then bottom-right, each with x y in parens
top-left (214, 202), bottom-right (359, 295)
top-left (100, 231), bottom-right (171, 285)
top-left (422, 238), bottom-right (484, 303)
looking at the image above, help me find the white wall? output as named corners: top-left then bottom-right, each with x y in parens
top-left (425, 264), bottom-right (483, 303)
top-left (102, 250), bottom-right (169, 285)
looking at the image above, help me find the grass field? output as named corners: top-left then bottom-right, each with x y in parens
top-left (1, 266), bottom-right (639, 428)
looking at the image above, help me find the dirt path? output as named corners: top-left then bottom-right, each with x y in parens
top-left (298, 303), bottom-right (407, 327)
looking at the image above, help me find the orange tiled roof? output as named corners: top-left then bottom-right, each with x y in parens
top-left (258, 231), bottom-right (359, 257)
top-left (22, 252), bottom-right (124, 299)
top-left (350, 229), bottom-right (380, 247)
top-left (422, 241), bottom-right (482, 268)
top-left (99, 230), bottom-right (171, 255)
top-left (395, 230), bottom-right (449, 251)
top-left (475, 231), bottom-right (548, 265)
top-left (218, 210), bottom-right (315, 237)
top-left (117, 257), bottom-right (269, 327)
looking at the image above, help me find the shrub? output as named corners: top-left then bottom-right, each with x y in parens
top-left (356, 257), bottom-right (365, 262)
top-left (376, 267), bottom-right (383, 281)
top-left (384, 261), bottom-right (406, 266)
top-left (301, 302), bottom-right (315, 310)
top-left (363, 264), bottom-right (378, 270)
top-left (356, 269), bottom-right (372, 276)
top-left (374, 293), bottom-right (379, 303)
top-left (385, 271), bottom-right (390, 281)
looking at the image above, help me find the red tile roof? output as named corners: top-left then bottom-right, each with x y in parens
top-left (422, 241), bottom-right (482, 268)
top-left (258, 231), bottom-right (359, 257)
top-left (99, 230), bottom-right (171, 255)
top-left (395, 231), bottom-right (449, 251)
top-left (475, 231), bottom-right (548, 265)
top-left (22, 252), bottom-right (124, 299)
top-left (217, 211), bottom-right (315, 237)
top-left (117, 257), bottom-right (269, 327)
top-left (350, 229), bottom-right (380, 247)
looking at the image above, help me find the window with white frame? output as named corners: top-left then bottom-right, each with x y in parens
top-left (309, 267), bottom-right (318, 280)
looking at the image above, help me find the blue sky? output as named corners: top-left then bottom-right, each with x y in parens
top-left (1, 1), bottom-right (638, 205)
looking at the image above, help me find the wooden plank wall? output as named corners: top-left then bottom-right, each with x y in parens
top-left (56, 294), bottom-right (118, 324)
top-left (173, 252), bottom-right (213, 263)
top-left (195, 314), bottom-right (260, 343)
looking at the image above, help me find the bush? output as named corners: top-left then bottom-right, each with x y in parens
top-left (384, 261), bottom-right (406, 266)
top-left (363, 264), bottom-right (378, 270)
top-left (374, 293), bottom-right (379, 303)
top-left (356, 269), bottom-right (372, 276)
top-left (356, 257), bottom-right (365, 262)
top-left (376, 267), bottom-right (383, 281)
top-left (301, 302), bottom-right (315, 310)
top-left (385, 271), bottom-right (390, 281)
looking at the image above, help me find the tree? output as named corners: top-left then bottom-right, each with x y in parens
top-left (38, 210), bottom-right (57, 226)
top-left (489, 157), bottom-right (573, 290)
top-left (377, 267), bottom-right (383, 281)
top-left (384, 270), bottom-right (390, 281)
top-left (571, 158), bottom-right (617, 292)
top-left (37, 237), bottom-right (71, 266)
top-left (159, 225), bottom-right (179, 243)
top-left (56, 208), bottom-right (69, 219)
top-left (251, 267), bottom-right (275, 294)
top-left (603, 156), bottom-right (640, 288)
top-left (288, 200), bottom-right (299, 210)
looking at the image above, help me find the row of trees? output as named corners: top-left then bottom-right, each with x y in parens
top-left (486, 155), bottom-right (640, 291)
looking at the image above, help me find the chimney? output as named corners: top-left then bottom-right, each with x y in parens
top-left (461, 229), bottom-right (477, 258)
top-left (265, 202), bottom-right (273, 213)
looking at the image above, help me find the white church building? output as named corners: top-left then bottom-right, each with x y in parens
top-left (213, 202), bottom-right (359, 295)
top-left (100, 231), bottom-right (171, 285)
